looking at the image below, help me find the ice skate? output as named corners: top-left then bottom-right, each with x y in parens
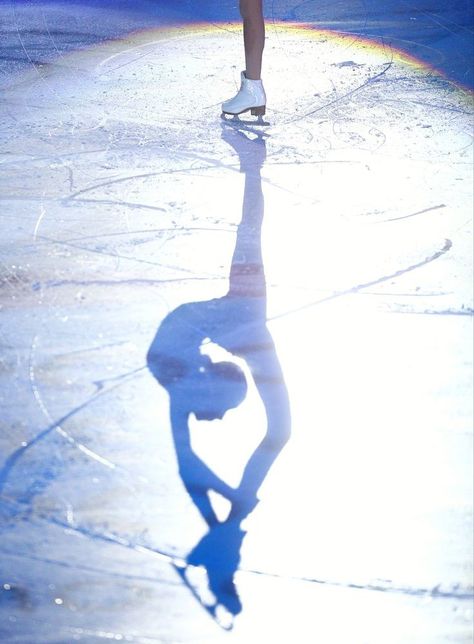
top-left (221, 71), bottom-right (267, 124)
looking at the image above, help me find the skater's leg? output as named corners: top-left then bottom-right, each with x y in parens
top-left (221, 0), bottom-right (266, 116)
top-left (240, 0), bottom-right (265, 80)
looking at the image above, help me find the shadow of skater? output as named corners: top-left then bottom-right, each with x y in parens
top-left (147, 124), bottom-right (291, 622)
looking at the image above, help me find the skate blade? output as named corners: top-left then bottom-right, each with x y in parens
top-left (221, 112), bottom-right (270, 127)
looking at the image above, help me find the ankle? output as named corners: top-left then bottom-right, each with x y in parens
top-left (244, 70), bottom-right (261, 81)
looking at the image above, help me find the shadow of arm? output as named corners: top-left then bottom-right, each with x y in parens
top-left (170, 403), bottom-right (237, 527)
top-left (230, 336), bottom-right (291, 520)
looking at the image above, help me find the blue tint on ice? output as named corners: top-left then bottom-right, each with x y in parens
top-left (1, 0), bottom-right (472, 86)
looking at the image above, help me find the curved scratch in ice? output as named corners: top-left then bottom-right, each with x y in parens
top-left (28, 335), bottom-right (140, 468)
top-left (36, 233), bottom-right (223, 276)
top-left (268, 238), bottom-right (453, 322)
top-left (95, 33), bottom-right (202, 73)
top-left (0, 343), bottom-right (146, 495)
top-left (33, 200), bottom-right (46, 240)
top-left (381, 203), bottom-right (446, 223)
top-left (37, 277), bottom-right (227, 290)
top-left (284, 60), bottom-right (394, 125)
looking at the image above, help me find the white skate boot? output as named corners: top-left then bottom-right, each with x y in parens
top-left (222, 71), bottom-right (266, 119)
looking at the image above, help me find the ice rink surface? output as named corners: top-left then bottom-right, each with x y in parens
top-left (0, 1), bottom-right (473, 642)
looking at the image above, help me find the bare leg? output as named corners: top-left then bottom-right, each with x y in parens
top-left (240, 0), bottom-right (265, 80)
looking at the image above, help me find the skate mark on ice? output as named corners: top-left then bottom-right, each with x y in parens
top-left (0, 547), bottom-right (181, 588)
top-left (0, 146), bottom-right (125, 169)
top-left (60, 226), bottom-right (236, 244)
top-left (246, 567), bottom-right (474, 600)
top-left (283, 60), bottom-right (394, 125)
top-left (8, 5), bottom-right (84, 119)
top-left (0, 339), bottom-right (146, 496)
top-left (64, 151), bottom-right (243, 202)
top-left (360, 289), bottom-right (451, 298)
top-left (40, 7), bottom-right (72, 66)
top-left (95, 44), bottom-right (159, 75)
top-left (391, 307), bottom-right (474, 317)
top-left (269, 238), bottom-right (453, 322)
top-left (34, 277), bottom-right (228, 291)
top-left (7, 508), bottom-right (472, 602)
top-left (36, 234), bottom-right (221, 277)
top-left (331, 118), bottom-right (387, 152)
top-left (33, 200), bottom-right (47, 240)
top-left (70, 628), bottom-right (165, 643)
top-left (370, 94), bottom-right (472, 115)
top-left (77, 236), bottom-right (457, 360)
top-left (94, 30), bottom-right (214, 75)
top-left (381, 203), bottom-right (446, 223)
top-left (66, 197), bottom-right (167, 214)
top-left (398, 0), bottom-right (474, 35)
top-left (0, 195), bottom-right (171, 213)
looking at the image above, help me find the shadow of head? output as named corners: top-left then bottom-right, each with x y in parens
top-left (193, 359), bottom-right (248, 421)
top-left (148, 351), bottom-right (248, 420)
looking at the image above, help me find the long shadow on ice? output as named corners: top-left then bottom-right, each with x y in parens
top-left (147, 124), bottom-right (291, 620)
